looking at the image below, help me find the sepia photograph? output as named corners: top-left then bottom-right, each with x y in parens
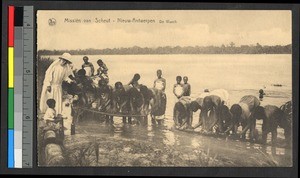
top-left (36, 10), bottom-right (292, 167)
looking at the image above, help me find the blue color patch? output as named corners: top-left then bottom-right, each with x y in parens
top-left (8, 129), bottom-right (14, 168)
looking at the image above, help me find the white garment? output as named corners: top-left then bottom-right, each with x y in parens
top-left (178, 96), bottom-right (191, 109)
top-left (210, 89), bottom-right (230, 105)
top-left (239, 102), bottom-right (251, 120)
top-left (39, 59), bottom-right (74, 114)
top-left (199, 92), bottom-right (210, 99)
top-left (154, 80), bottom-right (164, 91)
top-left (44, 108), bottom-right (56, 121)
top-left (84, 66), bottom-right (92, 76)
top-left (174, 85), bottom-right (183, 96)
top-left (61, 101), bottom-right (73, 136)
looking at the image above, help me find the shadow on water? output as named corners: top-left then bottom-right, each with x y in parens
top-left (74, 116), bottom-right (292, 167)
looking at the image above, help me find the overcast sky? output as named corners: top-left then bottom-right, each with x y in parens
top-left (37, 10), bottom-right (291, 50)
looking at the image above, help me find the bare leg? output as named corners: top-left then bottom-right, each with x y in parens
top-left (136, 117), bottom-right (141, 125)
top-left (193, 120), bottom-right (203, 129)
top-left (143, 116), bottom-right (148, 126)
top-left (271, 130), bottom-right (277, 145)
top-left (241, 123), bottom-right (247, 140)
top-left (200, 111), bottom-right (207, 131)
top-left (157, 120), bottom-right (163, 125)
top-left (128, 117), bottom-right (132, 124)
top-left (105, 115), bottom-right (110, 124)
top-left (262, 131), bottom-right (268, 144)
top-left (232, 124), bottom-right (238, 135)
top-left (284, 128), bottom-right (291, 147)
top-left (110, 116), bottom-right (114, 124)
top-left (249, 124), bottom-right (254, 142)
top-left (151, 115), bottom-right (156, 125)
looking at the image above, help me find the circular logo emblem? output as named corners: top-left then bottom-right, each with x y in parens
top-left (48, 18), bottom-right (56, 26)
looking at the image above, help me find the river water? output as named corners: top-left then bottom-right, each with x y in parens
top-left (40, 54), bottom-right (292, 167)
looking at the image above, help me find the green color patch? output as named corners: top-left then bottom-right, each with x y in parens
top-left (8, 88), bottom-right (14, 129)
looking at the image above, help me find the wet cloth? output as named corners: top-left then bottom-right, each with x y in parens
top-left (194, 97), bottom-right (204, 108)
top-left (44, 108), bottom-right (56, 121)
top-left (82, 62), bottom-right (94, 76)
top-left (154, 78), bottom-right (166, 92)
top-left (239, 95), bottom-right (260, 113)
top-left (173, 83), bottom-right (184, 99)
top-left (239, 95), bottom-right (260, 121)
top-left (97, 85), bottom-right (113, 112)
top-left (173, 96), bottom-right (192, 126)
top-left (210, 89), bottom-right (229, 105)
top-left (178, 96), bottom-right (191, 109)
top-left (150, 88), bottom-right (167, 117)
top-left (199, 92), bottom-right (210, 99)
top-left (43, 108), bottom-right (60, 130)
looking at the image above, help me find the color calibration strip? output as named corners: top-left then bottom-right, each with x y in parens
top-left (8, 5), bottom-right (34, 168)
top-left (8, 5), bottom-right (15, 168)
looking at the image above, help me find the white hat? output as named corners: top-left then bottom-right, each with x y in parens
top-left (59, 53), bottom-right (72, 63)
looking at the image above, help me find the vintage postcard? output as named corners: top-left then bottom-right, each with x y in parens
top-left (36, 10), bottom-right (292, 167)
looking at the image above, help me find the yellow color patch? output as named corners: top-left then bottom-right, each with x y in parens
top-left (8, 47), bottom-right (14, 88)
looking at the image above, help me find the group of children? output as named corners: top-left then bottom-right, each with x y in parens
top-left (173, 76), bottom-right (191, 99)
top-left (41, 56), bottom-right (215, 130)
top-left (81, 56), bottom-right (109, 78)
top-left (40, 56), bottom-right (110, 132)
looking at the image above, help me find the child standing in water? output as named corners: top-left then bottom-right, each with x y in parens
top-left (259, 89), bottom-right (265, 101)
top-left (154, 69), bottom-right (166, 92)
top-left (152, 70), bottom-right (167, 125)
top-left (173, 76), bottom-right (184, 99)
top-left (182, 76), bottom-right (191, 96)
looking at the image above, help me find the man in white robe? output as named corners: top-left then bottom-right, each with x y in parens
top-left (39, 53), bottom-right (74, 115)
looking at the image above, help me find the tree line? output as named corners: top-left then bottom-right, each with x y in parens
top-left (38, 43), bottom-right (292, 55)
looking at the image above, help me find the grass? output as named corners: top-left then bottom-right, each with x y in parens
top-left (61, 136), bottom-right (223, 167)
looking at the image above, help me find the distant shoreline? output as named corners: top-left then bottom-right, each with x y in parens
top-left (38, 44), bottom-right (291, 55)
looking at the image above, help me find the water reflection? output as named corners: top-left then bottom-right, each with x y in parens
top-left (163, 130), bottom-right (176, 146)
top-left (75, 117), bottom-right (292, 167)
top-left (191, 138), bottom-right (200, 148)
top-left (261, 145), bottom-right (286, 156)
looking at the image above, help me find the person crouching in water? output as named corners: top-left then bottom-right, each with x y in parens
top-left (97, 78), bottom-right (113, 124)
top-left (111, 82), bottom-right (131, 124)
top-left (173, 96), bottom-right (193, 130)
top-left (129, 73), bottom-right (141, 91)
top-left (173, 97), bottom-right (205, 130)
top-left (74, 69), bottom-right (94, 107)
top-left (189, 98), bottom-right (204, 129)
top-left (75, 69), bottom-right (93, 87)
